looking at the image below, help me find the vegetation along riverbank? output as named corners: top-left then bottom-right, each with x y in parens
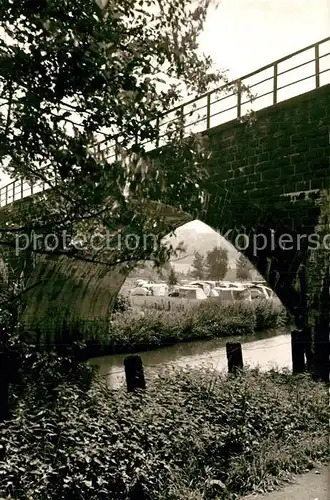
top-left (1, 368), bottom-right (328, 499)
top-left (71, 300), bottom-right (292, 358)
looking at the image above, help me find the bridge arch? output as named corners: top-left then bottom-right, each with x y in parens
top-left (0, 186), bottom-right (323, 334)
top-left (0, 37), bottom-right (329, 337)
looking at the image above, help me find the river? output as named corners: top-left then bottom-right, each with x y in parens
top-left (90, 328), bottom-right (292, 389)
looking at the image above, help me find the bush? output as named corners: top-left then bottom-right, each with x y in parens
top-left (113, 294), bottom-right (130, 313)
top-left (0, 369), bottom-right (328, 499)
top-left (253, 301), bottom-right (291, 331)
top-left (93, 300), bottom-right (290, 353)
top-left (29, 301), bottom-right (291, 357)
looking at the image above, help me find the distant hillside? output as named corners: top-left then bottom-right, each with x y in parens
top-left (165, 220), bottom-right (239, 274)
top-left (121, 220), bottom-right (263, 291)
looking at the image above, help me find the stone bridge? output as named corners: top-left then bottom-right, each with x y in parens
top-left (0, 37), bottom-right (329, 350)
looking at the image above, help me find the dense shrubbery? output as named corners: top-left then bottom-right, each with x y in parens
top-left (32, 300), bottom-right (291, 357)
top-left (86, 300), bottom-right (291, 354)
top-left (0, 369), bottom-right (328, 499)
top-left (113, 294), bottom-right (131, 313)
top-left (253, 300), bottom-right (288, 330)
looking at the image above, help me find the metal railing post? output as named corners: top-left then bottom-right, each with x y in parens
top-left (12, 182), bottom-right (15, 201)
top-left (315, 43), bottom-right (320, 88)
top-left (115, 139), bottom-right (118, 161)
top-left (206, 93), bottom-right (211, 129)
top-left (155, 116), bottom-right (160, 148)
top-left (179, 105), bottom-right (184, 139)
top-left (237, 80), bottom-right (241, 119)
top-left (21, 179), bottom-right (24, 199)
top-left (273, 63), bottom-right (278, 105)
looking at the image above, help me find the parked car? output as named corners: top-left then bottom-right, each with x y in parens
top-left (248, 284), bottom-right (281, 304)
top-left (188, 281), bottom-right (211, 296)
top-left (145, 283), bottom-right (169, 296)
top-left (169, 286), bottom-right (207, 300)
top-left (248, 285), bottom-right (272, 300)
top-left (135, 279), bottom-right (153, 287)
top-left (213, 286), bottom-right (251, 302)
top-left (218, 281), bottom-right (242, 289)
top-left (199, 280), bottom-right (218, 289)
top-left (130, 286), bottom-right (152, 296)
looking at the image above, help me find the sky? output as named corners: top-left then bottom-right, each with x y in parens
top-left (199, 0), bottom-right (330, 79)
top-left (1, 0), bottom-right (329, 189)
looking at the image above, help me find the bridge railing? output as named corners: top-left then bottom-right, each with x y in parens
top-left (1, 36), bottom-right (329, 207)
top-left (95, 36), bottom-right (330, 159)
top-left (0, 178), bottom-right (49, 208)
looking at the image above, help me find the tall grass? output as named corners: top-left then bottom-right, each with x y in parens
top-left (130, 295), bottom-right (203, 311)
top-left (83, 300), bottom-right (291, 355)
top-left (29, 300), bottom-right (291, 357)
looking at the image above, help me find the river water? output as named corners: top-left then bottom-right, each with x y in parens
top-left (90, 328), bottom-right (292, 389)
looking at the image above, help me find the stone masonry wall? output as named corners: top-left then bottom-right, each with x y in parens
top-left (206, 83), bottom-right (329, 210)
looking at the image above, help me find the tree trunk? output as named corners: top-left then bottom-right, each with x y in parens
top-left (313, 265), bottom-right (330, 382)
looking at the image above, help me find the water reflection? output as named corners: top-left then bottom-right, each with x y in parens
top-left (90, 329), bottom-right (292, 389)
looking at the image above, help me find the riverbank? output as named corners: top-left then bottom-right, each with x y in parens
top-left (91, 330), bottom-right (292, 389)
top-left (1, 369), bottom-right (328, 499)
top-left (80, 300), bottom-right (291, 359)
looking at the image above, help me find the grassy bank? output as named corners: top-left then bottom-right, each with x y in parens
top-left (1, 369), bottom-right (328, 499)
top-left (81, 300), bottom-right (291, 357)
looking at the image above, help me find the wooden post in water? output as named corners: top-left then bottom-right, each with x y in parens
top-left (302, 326), bottom-right (313, 372)
top-left (226, 342), bottom-right (243, 374)
top-left (291, 330), bottom-right (305, 374)
top-left (124, 355), bottom-right (146, 392)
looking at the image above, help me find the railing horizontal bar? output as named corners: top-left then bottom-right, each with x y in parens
top-left (319, 50), bottom-right (330, 60)
top-left (172, 87), bottom-right (239, 118)
top-left (154, 114), bottom-right (209, 138)
top-left (209, 103), bottom-right (239, 120)
top-left (154, 132), bottom-right (169, 142)
top-left (182, 115), bottom-right (208, 129)
top-left (159, 103), bottom-right (208, 130)
top-left (244, 74), bottom-right (274, 89)
top-left (240, 89), bottom-right (274, 107)
top-left (277, 57), bottom-right (317, 77)
top-left (159, 116), bottom-right (181, 129)
top-left (317, 67), bottom-right (330, 77)
top-left (210, 92), bottom-right (238, 108)
top-left (276, 73), bottom-right (315, 92)
top-left (269, 36), bottom-right (329, 65)
top-left (182, 103), bottom-right (208, 117)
